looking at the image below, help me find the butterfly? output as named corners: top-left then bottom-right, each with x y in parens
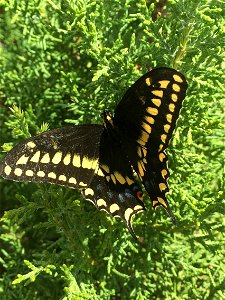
top-left (0, 67), bottom-right (188, 239)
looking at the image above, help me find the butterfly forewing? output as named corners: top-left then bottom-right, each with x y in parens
top-left (0, 125), bottom-right (103, 189)
top-left (113, 68), bottom-right (188, 221)
top-left (114, 67), bottom-right (187, 150)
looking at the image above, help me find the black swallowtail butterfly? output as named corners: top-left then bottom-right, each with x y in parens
top-left (0, 67), bottom-right (188, 239)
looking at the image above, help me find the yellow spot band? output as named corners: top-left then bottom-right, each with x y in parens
top-left (152, 90), bottom-right (163, 98)
top-left (159, 152), bottom-right (166, 162)
top-left (84, 188), bottom-right (94, 196)
top-left (48, 172), bottom-right (56, 179)
top-left (110, 203), bottom-right (120, 213)
top-left (25, 170), bottom-right (34, 176)
top-left (96, 167), bottom-right (104, 177)
top-left (14, 168), bottom-right (22, 176)
top-left (27, 141), bottom-right (36, 148)
top-left (166, 114), bottom-right (173, 123)
top-left (82, 156), bottom-right (97, 170)
top-left (63, 153), bottom-right (71, 165)
top-left (151, 98), bottom-right (161, 107)
top-left (161, 169), bottom-right (167, 178)
top-left (4, 165), bottom-right (12, 176)
top-left (171, 93), bottom-right (178, 102)
top-left (159, 183), bottom-right (167, 191)
top-left (68, 177), bottom-right (77, 184)
top-left (30, 151), bottom-right (41, 163)
top-left (161, 134), bottom-right (167, 143)
top-left (173, 74), bottom-right (183, 83)
top-left (110, 174), bottom-right (116, 185)
top-left (134, 205), bottom-right (143, 211)
top-left (145, 77), bottom-right (152, 86)
top-left (97, 198), bottom-right (107, 207)
top-left (158, 80), bottom-right (170, 88)
top-left (164, 124), bottom-right (170, 133)
top-left (59, 175), bottom-right (67, 181)
top-left (146, 107), bottom-right (158, 116)
top-left (37, 171), bottom-right (45, 177)
top-left (40, 153), bottom-right (50, 164)
top-left (101, 164), bottom-right (110, 173)
top-left (16, 154), bottom-right (29, 165)
top-left (141, 121), bottom-right (151, 133)
top-left (172, 83), bottom-right (180, 92)
top-left (157, 197), bottom-right (167, 207)
top-left (114, 171), bottom-right (126, 184)
top-left (72, 154), bottom-right (81, 168)
top-left (126, 176), bottom-right (134, 185)
top-left (169, 103), bottom-right (175, 112)
top-left (52, 151), bottom-right (62, 164)
top-left (139, 130), bottom-right (149, 143)
top-left (145, 116), bottom-right (155, 124)
top-left (124, 208), bottom-right (133, 222)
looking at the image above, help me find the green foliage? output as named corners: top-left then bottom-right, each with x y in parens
top-left (0, 0), bottom-right (224, 299)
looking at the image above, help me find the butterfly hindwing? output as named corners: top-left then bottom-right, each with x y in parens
top-left (0, 125), bottom-right (103, 189)
top-left (82, 124), bottom-right (145, 239)
top-left (82, 172), bottom-right (144, 239)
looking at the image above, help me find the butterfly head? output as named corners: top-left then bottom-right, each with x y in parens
top-left (101, 111), bottom-right (113, 127)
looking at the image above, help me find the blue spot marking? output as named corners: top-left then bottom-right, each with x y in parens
top-left (107, 191), bottom-right (114, 199)
top-left (97, 184), bottom-right (104, 192)
top-left (132, 185), bottom-right (140, 191)
top-left (144, 181), bottom-right (151, 189)
top-left (118, 194), bottom-right (125, 202)
top-left (124, 189), bottom-right (134, 199)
